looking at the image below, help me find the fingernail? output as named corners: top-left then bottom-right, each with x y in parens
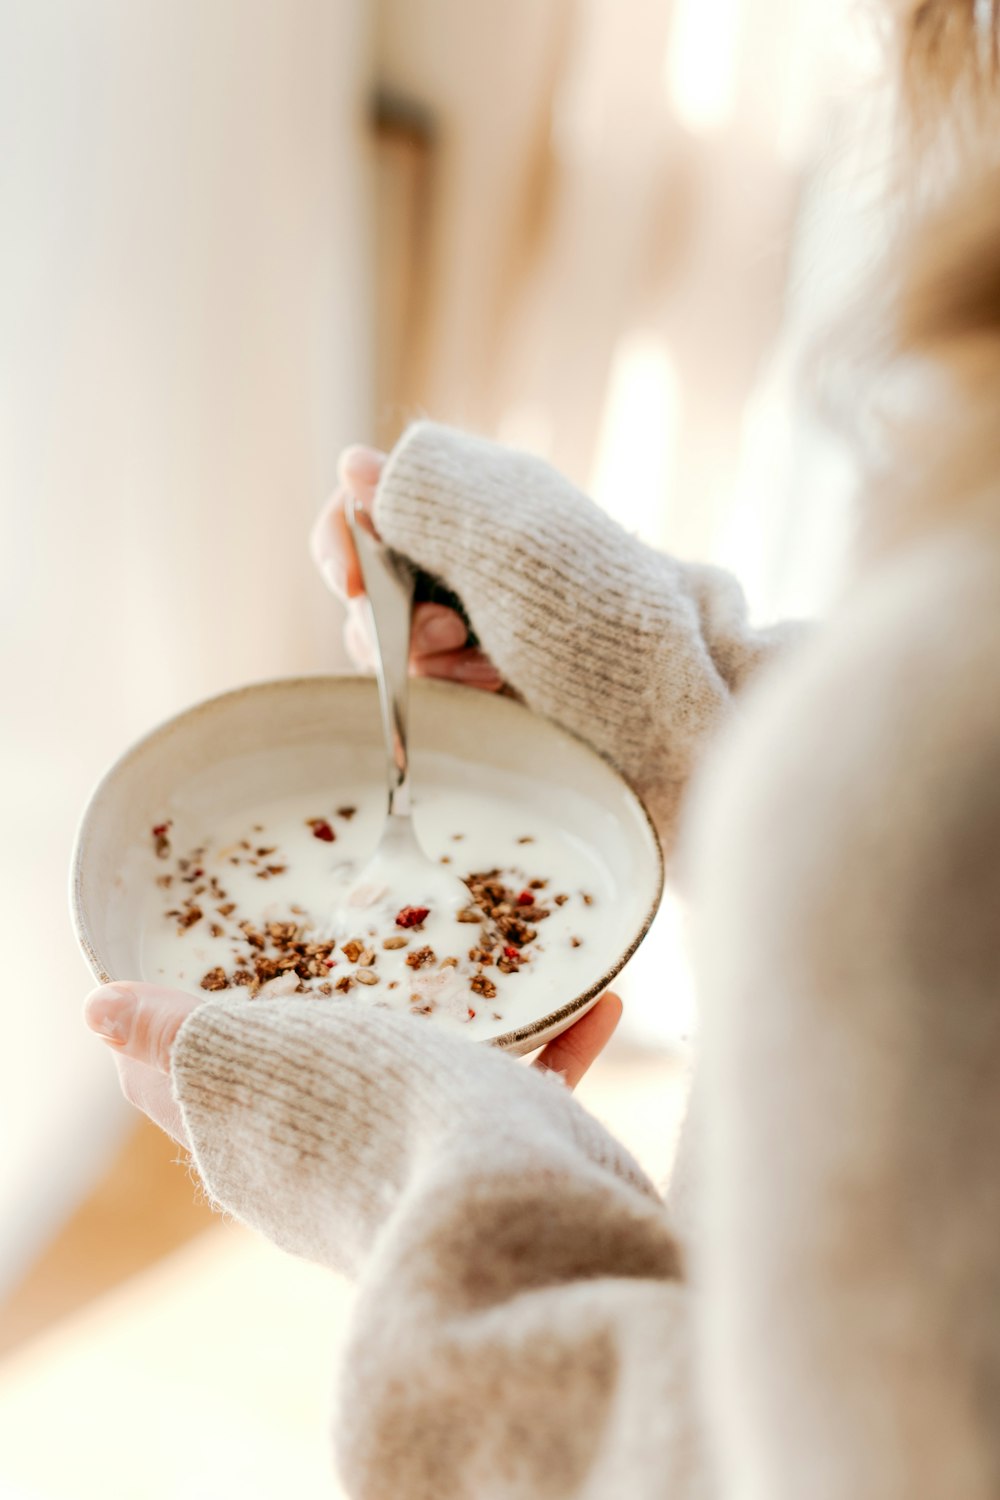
top-left (452, 656), bottom-right (502, 685)
top-left (415, 612), bottom-right (467, 653)
top-left (84, 984), bottom-right (135, 1044)
top-left (338, 445), bottom-right (384, 487)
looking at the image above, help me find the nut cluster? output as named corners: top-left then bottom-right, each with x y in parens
top-left (151, 814), bottom-right (591, 1021)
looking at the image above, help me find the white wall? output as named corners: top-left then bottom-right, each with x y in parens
top-left (0, 0), bottom-right (374, 1294)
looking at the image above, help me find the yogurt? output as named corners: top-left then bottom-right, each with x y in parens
top-left (139, 785), bottom-right (612, 1039)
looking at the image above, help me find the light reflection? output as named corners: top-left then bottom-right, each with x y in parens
top-left (664, 0), bottom-right (745, 135)
top-left (589, 330), bottom-right (679, 548)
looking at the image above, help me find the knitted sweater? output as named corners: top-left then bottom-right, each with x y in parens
top-left (171, 423), bottom-right (1000, 1499)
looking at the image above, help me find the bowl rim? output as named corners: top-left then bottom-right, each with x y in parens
top-left (70, 673), bottom-right (665, 1052)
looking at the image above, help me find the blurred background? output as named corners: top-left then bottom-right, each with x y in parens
top-left (0, 1), bottom-right (891, 1495)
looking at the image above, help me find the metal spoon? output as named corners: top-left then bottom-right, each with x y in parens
top-left (339, 495), bottom-right (472, 916)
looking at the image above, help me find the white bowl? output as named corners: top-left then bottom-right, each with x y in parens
top-left (71, 676), bottom-right (663, 1055)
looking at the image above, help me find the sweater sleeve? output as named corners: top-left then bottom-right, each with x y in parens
top-left (684, 534), bottom-right (1000, 1500)
top-left (170, 1002), bottom-right (710, 1500)
top-left (375, 421), bottom-right (804, 848)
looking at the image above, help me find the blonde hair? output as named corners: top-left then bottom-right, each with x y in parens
top-left (858, 1), bottom-right (1000, 554)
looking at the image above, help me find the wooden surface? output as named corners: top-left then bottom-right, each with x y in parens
top-left (0, 1117), bottom-right (218, 1358)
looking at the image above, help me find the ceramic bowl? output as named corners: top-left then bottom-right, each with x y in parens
top-left (71, 676), bottom-right (663, 1055)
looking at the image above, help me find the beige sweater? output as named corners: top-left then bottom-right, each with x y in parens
top-left (171, 423), bottom-right (1000, 1499)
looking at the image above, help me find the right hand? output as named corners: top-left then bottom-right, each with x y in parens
top-left (310, 444), bottom-right (504, 691)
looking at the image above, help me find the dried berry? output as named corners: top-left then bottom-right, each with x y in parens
top-left (396, 906), bottom-right (430, 929)
top-left (516, 890), bottom-right (535, 906)
top-left (307, 818), bottom-right (336, 843)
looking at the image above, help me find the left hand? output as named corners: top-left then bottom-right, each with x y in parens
top-left (311, 445), bottom-right (504, 690)
top-left (83, 984), bottom-right (624, 1147)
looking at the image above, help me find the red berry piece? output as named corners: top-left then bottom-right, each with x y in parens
top-left (503, 945), bottom-right (520, 960)
top-left (308, 818), bottom-right (336, 843)
top-left (516, 890), bottom-right (534, 906)
top-left (396, 905), bottom-right (430, 929)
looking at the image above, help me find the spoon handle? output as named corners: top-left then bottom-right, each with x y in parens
top-left (346, 496), bottom-right (416, 820)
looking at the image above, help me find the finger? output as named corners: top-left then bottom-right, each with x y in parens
top-left (113, 1054), bottom-right (190, 1147)
top-left (410, 602), bottom-right (468, 656)
top-left (84, 981), bottom-right (202, 1076)
top-left (533, 992), bottom-right (623, 1090)
top-left (337, 444), bottom-right (385, 493)
top-left (411, 646), bottom-right (504, 690)
top-left (311, 489), bottom-right (366, 602)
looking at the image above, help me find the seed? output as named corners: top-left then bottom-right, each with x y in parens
top-left (354, 969), bottom-right (378, 986)
top-left (383, 935), bottom-right (408, 950)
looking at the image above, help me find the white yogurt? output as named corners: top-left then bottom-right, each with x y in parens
top-left (139, 785), bottom-right (613, 1039)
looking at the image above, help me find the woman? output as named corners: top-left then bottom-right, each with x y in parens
top-left (84, 3), bottom-right (1000, 1494)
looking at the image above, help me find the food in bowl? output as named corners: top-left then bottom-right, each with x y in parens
top-left (140, 786), bottom-right (603, 1038)
top-left (72, 677), bottom-right (663, 1054)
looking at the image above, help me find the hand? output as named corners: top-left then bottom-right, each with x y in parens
top-left (83, 984), bottom-right (623, 1148)
top-left (311, 445), bottom-right (504, 691)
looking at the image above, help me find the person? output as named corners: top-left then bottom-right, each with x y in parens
top-left (83, 3), bottom-right (1000, 1495)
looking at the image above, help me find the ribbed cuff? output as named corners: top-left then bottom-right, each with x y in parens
top-left (171, 999), bottom-right (657, 1275)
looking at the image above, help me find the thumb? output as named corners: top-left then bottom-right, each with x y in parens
top-left (84, 981), bottom-right (203, 1075)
